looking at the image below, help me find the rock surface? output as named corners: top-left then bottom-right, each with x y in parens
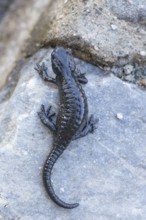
top-left (0, 49), bottom-right (146, 220)
top-left (28, 0), bottom-right (146, 66)
top-left (0, 0), bottom-right (51, 89)
top-left (106, 0), bottom-right (146, 26)
top-left (0, 0), bottom-right (14, 21)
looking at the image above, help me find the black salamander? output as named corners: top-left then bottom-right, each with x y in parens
top-left (35, 47), bottom-right (98, 209)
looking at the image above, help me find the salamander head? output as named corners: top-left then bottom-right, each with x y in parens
top-left (51, 47), bottom-right (75, 76)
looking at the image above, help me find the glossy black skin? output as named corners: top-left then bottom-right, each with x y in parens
top-left (35, 47), bottom-right (97, 209)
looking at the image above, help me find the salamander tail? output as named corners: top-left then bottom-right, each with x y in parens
top-left (43, 145), bottom-right (79, 209)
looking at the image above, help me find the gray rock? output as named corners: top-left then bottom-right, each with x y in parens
top-left (124, 74), bottom-right (135, 83)
top-left (105, 0), bottom-right (146, 26)
top-left (123, 64), bottom-right (134, 75)
top-left (0, 48), bottom-right (146, 219)
top-left (0, 0), bottom-right (14, 21)
top-left (0, 0), bottom-right (51, 89)
top-left (27, 0), bottom-right (146, 66)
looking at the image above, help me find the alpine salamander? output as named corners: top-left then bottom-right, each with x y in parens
top-left (35, 47), bottom-right (98, 209)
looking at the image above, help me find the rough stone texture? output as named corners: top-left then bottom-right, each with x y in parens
top-left (110, 64), bottom-right (146, 85)
top-left (1, 0), bottom-right (146, 91)
top-left (0, 0), bottom-right (14, 21)
top-left (0, 49), bottom-right (146, 220)
top-left (0, 0), bottom-right (51, 89)
top-left (27, 0), bottom-right (146, 66)
top-left (105, 0), bottom-right (146, 26)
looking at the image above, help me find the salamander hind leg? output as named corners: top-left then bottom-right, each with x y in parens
top-left (73, 115), bottom-right (98, 140)
top-left (75, 68), bottom-right (88, 84)
top-left (88, 115), bottom-right (99, 133)
top-left (77, 73), bottom-right (88, 84)
top-left (38, 104), bottom-right (57, 133)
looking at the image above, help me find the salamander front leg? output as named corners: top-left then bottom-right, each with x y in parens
top-left (38, 104), bottom-right (57, 134)
top-left (35, 62), bottom-right (56, 84)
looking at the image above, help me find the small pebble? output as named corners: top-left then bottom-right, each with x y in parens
top-left (111, 66), bottom-right (123, 78)
top-left (123, 64), bottom-right (134, 75)
top-left (60, 187), bottom-right (65, 192)
top-left (138, 79), bottom-right (146, 88)
top-left (124, 74), bottom-right (135, 82)
top-left (140, 51), bottom-right (146, 56)
top-left (86, 9), bottom-right (90, 13)
top-left (116, 113), bottom-right (123, 120)
top-left (111, 24), bottom-right (117, 31)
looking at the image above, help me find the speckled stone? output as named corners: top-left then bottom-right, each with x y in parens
top-left (24, 0), bottom-right (146, 67)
